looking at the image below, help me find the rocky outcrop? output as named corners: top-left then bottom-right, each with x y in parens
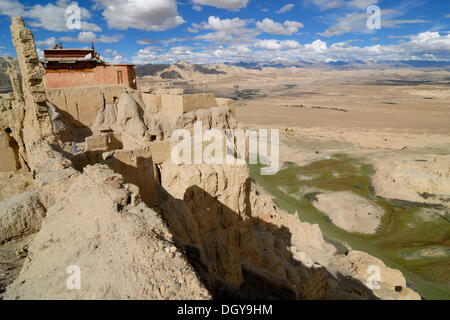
top-left (329, 251), bottom-right (421, 300)
top-left (10, 17), bottom-right (56, 170)
top-left (373, 155), bottom-right (450, 206)
top-left (157, 163), bottom-right (342, 299)
top-left (156, 162), bottom-right (421, 300)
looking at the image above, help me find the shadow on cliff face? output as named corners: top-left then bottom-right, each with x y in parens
top-left (54, 107), bottom-right (92, 143)
top-left (155, 183), bottom-right (379, 300)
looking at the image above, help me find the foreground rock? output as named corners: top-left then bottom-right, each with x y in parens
top-left (4, 165), bottom-right (210, 300)
top-left (330, 251), bottom-right (421, 300)
top-left (0, 191), bottom-right (46, 243)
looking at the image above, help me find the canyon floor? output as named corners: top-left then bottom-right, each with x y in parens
top-left (140, 67), bottom-right (450, 299)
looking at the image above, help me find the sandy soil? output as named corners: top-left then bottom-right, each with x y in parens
top-left (0, 171), bottom-right (34, 202)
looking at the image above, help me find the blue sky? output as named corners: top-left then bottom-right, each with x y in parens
top-left (0, 0), bottom-right (449, 64)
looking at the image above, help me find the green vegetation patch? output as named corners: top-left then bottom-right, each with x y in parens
top-left (250, 154), bottom-right (450, 299)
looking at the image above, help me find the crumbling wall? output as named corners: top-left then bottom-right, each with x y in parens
top-left (46, 86), bottom-right (127, 128)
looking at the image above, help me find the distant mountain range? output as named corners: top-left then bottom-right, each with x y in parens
top-left (224, 59), bottom-right (450, 70)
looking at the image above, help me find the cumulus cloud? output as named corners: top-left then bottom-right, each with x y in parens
top-left (60, 31), bottom-right (123, 43)
top-left (304, 39), bottom-right (327, 52)
top-left (204, 15), bottom-right (249, 31)
top-left (192, 0), bottom-right (249, 10)
top-left (256, 18), bottom-right (304, 35)
top-left (94, 0), bottom-right (185, 31)
top-left (0, 0), bottom-right (101, 32)
top-left (276, 4), bottom-right (295, 14)
top-left (192, 16), bottom-right (258, 44)
top-left (189, 16), bottom-right (304, 43)
top-left (255, 39), bottom-right (301, 50)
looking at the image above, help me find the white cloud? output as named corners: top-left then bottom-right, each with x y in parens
top-left (318, 10), bottom-right (428, 37)
top-left (193, 16), bottom-right (258, 44)
top-left (304, 39), bottom-right (327, 52)
top-left (36, 48), bottom-right (44, 59)
top-left (204, 15), bottom-right (249, 31)
top-left (94, 0), bottom-right (185, 31)
top-left (0, 0), bottom-right (101, 32)
top-left (444, 14), bottom-right (450, 18)
top-left (102, 50), bottom-right (125, 64)
top-left (36, 37), bottom-right (57, 48)
top-left (256, 18), bottom-right (303, 35)
top-left (132, 31), bottom-right (450, 65)
top-left (192, 0), bottom-right (249, 10)
top-left (255, 39), bottom-right (301, 50)
top-left (0, 0), bottom-right (24, 16)
top-left (347, 0), bottom-right (379, 10)
top-left (276, 4), bottom-right (295, 14)
top-left (60, 31), bottom-right (123, 43)
top-left (309, 0), bottom-right (380, 11)
top-left (309, 0), bottom-right (346, 11)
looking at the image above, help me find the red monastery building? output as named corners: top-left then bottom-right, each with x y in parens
top-left (42, 46), bottom-right (137, 89)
